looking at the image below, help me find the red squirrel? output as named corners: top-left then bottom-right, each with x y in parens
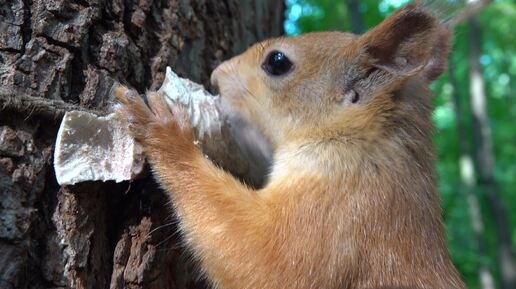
top-left (116, 3), bottom-right (466, 289)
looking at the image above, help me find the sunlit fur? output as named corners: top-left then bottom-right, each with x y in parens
top-left (117, 3), bottom-right (466, 289)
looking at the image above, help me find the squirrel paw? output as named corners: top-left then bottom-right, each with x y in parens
top-left (114, 86), bottom-right (195, 161)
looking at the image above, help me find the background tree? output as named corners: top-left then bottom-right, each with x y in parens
top-left (345, 0), bottom-right (364, 34)
top-left (468, 14), bottom-right (516, 289)
top-left (449, 58), bottom-right (495, 289)
top-left (0, 1), bottom-right (283, 288)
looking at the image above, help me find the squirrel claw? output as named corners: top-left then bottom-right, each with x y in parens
top-left (115, 85), bottom-right (195, 159)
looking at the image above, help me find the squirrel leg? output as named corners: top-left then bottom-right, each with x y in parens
top-left (115, 87), bottom-right (279, 289)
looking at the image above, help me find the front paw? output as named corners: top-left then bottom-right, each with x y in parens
top-left (114, 86), bottom-right (195, 160)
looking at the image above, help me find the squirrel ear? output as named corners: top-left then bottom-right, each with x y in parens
top-left (360, 3), bottom-right (449, 79)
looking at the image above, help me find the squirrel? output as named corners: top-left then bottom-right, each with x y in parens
top-left (115, 3), bottom-right (466, 289)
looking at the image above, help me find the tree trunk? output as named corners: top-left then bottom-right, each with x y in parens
top-left (468, 16), bottom-right (516, 289)
top-left (0, 1), bottom-right (283, 289)
top-left (449, 60), bottom-right (495, 289)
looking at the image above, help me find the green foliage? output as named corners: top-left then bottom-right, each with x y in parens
top-left (285, 1), bottom-right (516, 288)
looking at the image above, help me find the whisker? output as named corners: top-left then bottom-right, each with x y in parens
top-left (155, 232), bottom-right (177, 248)
top-left (155, 243), bottom-right (184, 253)
top-left (144, 221), bottom-right (177, 239)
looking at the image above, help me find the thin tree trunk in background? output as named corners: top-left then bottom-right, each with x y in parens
top-left (449, 61), bottom-right (495, 289)
top-left (345, 0), bottom-right (364, 34)
top-left (468, 16), bottom-right (516, 289)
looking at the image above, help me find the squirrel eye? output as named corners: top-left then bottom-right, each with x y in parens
top-left (262, 50), bottom-right (293, 76)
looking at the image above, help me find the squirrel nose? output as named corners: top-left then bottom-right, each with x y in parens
top-left (210, 63), bottom-right (225, 92)
top-left (211, 60), bottom-right (235, 94)
top-left (210, 69), bottom-right (219, 91)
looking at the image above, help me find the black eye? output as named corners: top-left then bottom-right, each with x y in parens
top-left (262, 50), bottom-right (293, 76)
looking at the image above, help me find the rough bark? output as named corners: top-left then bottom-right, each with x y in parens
top-left (468, 16), bottom-right (516, 289)
top-left (0, 1), bottom-right (283, 289)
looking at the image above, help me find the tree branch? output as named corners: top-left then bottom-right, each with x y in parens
top-left (0, 88), bottom-right (101, 120)
top-left (447, 0), bottom-right (493, 28)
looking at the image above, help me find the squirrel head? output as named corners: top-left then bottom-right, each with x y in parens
top-left (211, 3), bottom-right (451, 150)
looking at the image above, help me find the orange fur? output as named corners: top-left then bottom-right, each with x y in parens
top-left (116, 3), bottom-right (465, 289)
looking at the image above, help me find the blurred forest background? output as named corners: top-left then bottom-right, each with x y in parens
top-left (284, 0), bottom-right (515, 288)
